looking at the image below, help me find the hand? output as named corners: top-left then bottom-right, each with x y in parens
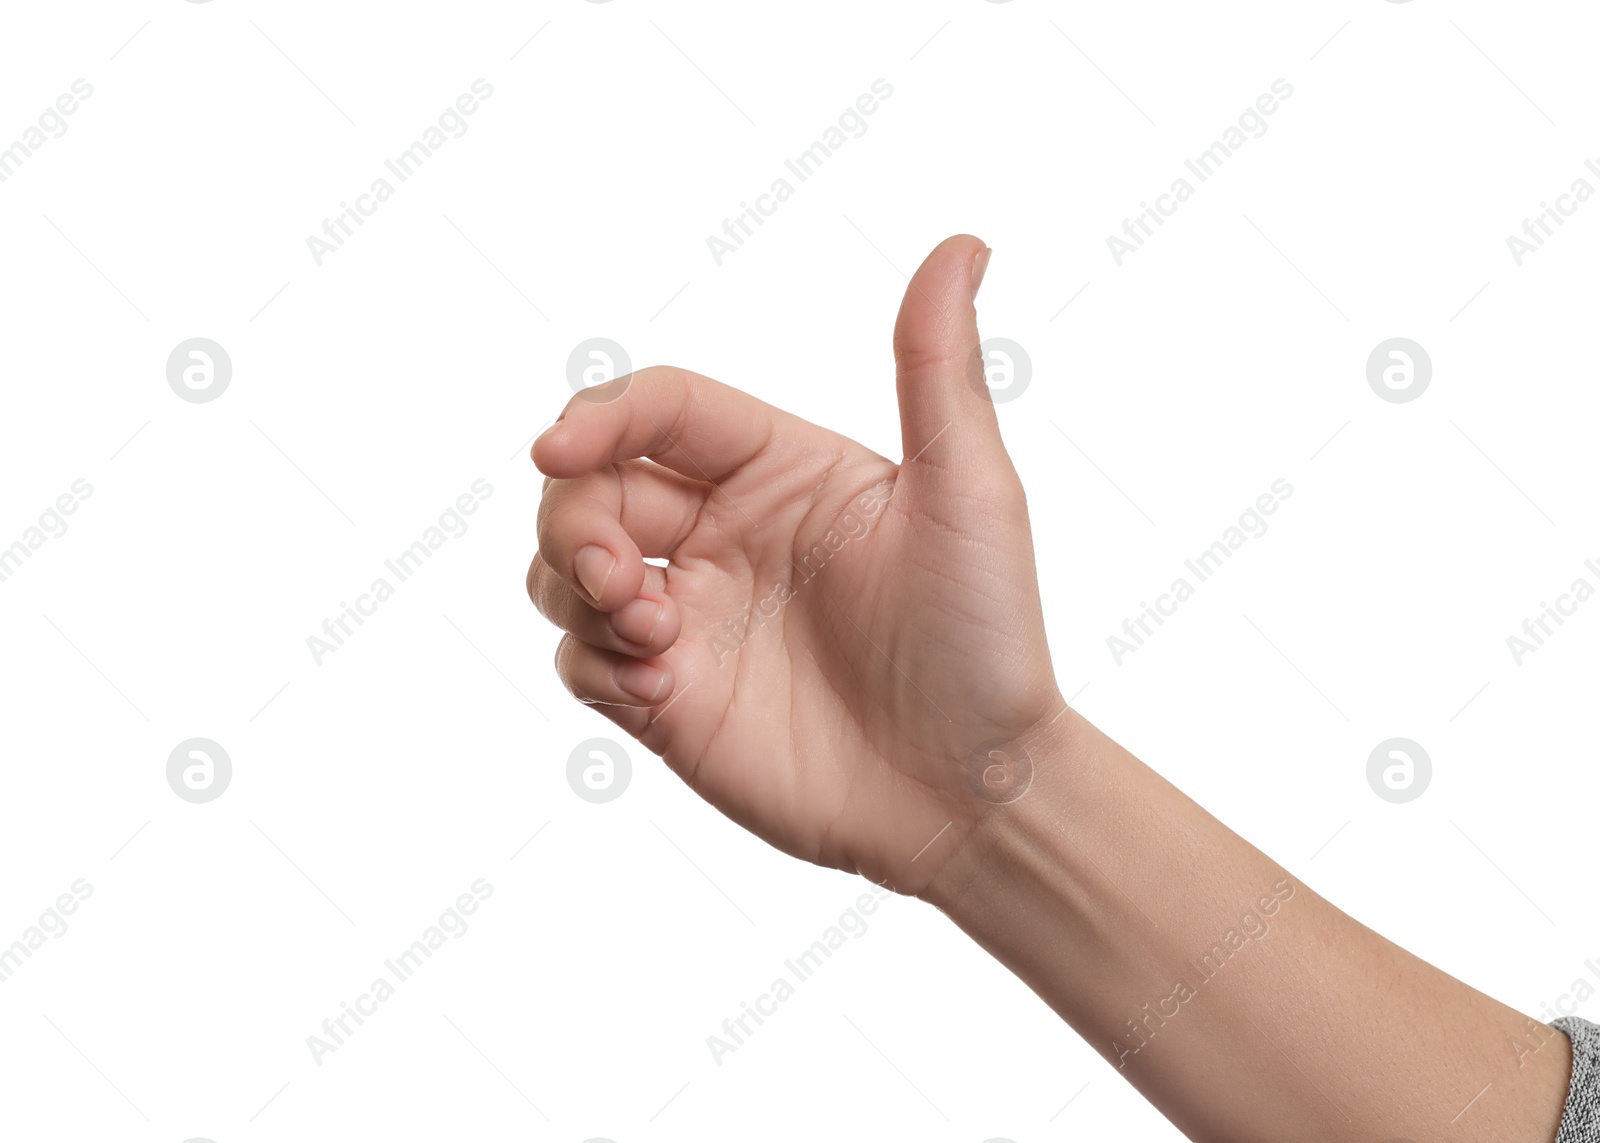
top-left (528, 235), bottom-right (1063, 895)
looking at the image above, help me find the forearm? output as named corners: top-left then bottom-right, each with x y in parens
top-left (923, 709), bottom-right (1571, 1143)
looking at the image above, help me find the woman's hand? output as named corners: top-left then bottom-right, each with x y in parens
top-left (528, 235), bottom-right (1062, 894)
top-left (528, 235), bottom-right (1581, 1143)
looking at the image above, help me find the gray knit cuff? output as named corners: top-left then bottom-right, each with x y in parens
top-left (1553, 1016), bottom-right (1600, 1142)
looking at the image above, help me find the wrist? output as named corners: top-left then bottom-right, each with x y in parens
top-left (918, 704), bottom-right (1108, 922)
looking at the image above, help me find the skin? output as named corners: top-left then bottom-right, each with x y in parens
top-left (528, 235), bottom-right (1573, 1142)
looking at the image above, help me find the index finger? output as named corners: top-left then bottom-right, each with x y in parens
top-left (532, 365), bottom-right (786, 485)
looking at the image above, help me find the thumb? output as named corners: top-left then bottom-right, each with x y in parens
top-left (893, 234), bottom-right (1010, 478)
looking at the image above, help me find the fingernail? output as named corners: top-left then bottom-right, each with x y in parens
top-left (612, 598), bottom-right (664, 646)
top-left (971, 246), bottom-right (993, 299)
top-left (616, 661), bottom-right (668, 703)
top-left (574, 545), bottom-right (615, 604)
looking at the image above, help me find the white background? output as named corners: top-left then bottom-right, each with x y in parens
top-left (1, 1), bottom-right (1597, 1140)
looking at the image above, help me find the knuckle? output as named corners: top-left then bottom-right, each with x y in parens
top-left (526, 554), bottom-right (563, 617)
top-left (554, 635), bottom-right (598, 702)
top-left (631, 363), bottom-right (684, 391)
top-left (534, 478), bottom-right (567, 535)
top-left (893, 343), bottom-right (974, 376)
top-left (531, 547), bottom-right (550, 601)
top-left (553, 633), bottom-right (578, 678)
